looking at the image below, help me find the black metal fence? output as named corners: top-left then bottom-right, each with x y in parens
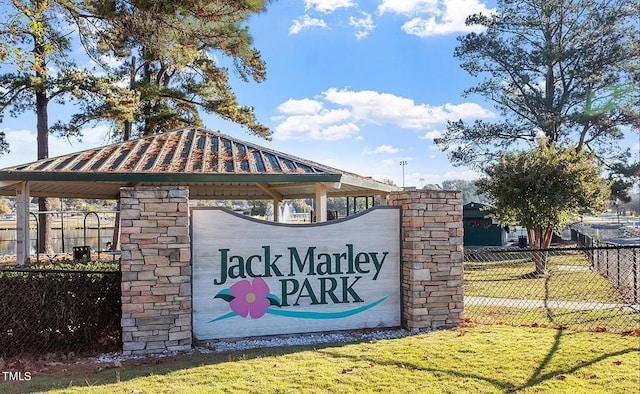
top-left (573, 230), bottom-right (640, 303)
top-left (464, 245), bottom-right (640, 334)
top-left (0, 264), bottom-right (121, 358)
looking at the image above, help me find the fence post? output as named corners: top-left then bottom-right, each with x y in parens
top-left (604, 245), bottom-right (610, 279)
top-left (616, 247), bottom-right (621, 288)
top-left (634, 248), bottom-right (639, 304)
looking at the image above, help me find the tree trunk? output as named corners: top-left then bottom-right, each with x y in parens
top-left (123, 121), bottom-right (132, 141)
top-left (34, 0), bottom-right (53, 256)
top-left (528, 226), bottom-right (554, 277)
top-left (142, 58), bottom-right (153, 136)
top-left (36, 90), bottom-right (53, 254)
top-left (123, 56), bottom-right (136, 141)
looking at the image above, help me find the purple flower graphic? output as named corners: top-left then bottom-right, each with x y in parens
top-left (229, 278), bottom-right (271, 318)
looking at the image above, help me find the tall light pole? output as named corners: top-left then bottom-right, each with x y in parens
top-left (400, 160), bottom-right (407, 188)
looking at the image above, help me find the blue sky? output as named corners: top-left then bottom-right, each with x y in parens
top-left (0, 0), bottom-right (638, 188)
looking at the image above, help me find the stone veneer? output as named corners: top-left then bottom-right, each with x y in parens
top-left (120, 186), bottom-right (192, 355)
top-left (388, 189), bottom-right (464, 330)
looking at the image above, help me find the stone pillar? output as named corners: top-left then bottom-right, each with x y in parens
top-left (388, 189), bottom-right (464, 330)
top-left (119, 186), bottom-right (191, 355)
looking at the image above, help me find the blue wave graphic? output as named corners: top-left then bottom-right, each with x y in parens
top-left (208, 296), bottom-right (387, 323)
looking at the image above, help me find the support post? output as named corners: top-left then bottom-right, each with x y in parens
top-left (273, 199), bottom-right (280, 222)
top-left (346, 196), bottom-right (350, 217)
top-left (15, 182), bottom-right (30, 264)
top-left (315, 183), bottom-right (327, 222)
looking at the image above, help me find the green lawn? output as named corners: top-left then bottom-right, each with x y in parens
top-left (464, 251), bottom-right (627, 303)
top-left (3, 326), bottom-right (639, 394)
top-left (464, 250), bottom-right (639, 333)
top-left (465, 305), bottom-right (640, 333)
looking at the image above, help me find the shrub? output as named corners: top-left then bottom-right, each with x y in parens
top-left (0, 262), bottom-right (121, 357)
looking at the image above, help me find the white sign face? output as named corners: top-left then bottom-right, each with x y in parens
top-left (192, 207), bottom-right (401, 340)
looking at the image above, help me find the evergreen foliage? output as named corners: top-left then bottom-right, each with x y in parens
top-left (64, 0), bottom-right (272, 140)
top-left (436, 0), bottom-right (639, 166)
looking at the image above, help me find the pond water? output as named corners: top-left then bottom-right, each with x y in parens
top-left (0, 227), bottom-right (115, 256)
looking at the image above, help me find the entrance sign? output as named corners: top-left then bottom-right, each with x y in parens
top-left (192, 207), bottom-right (401, 340)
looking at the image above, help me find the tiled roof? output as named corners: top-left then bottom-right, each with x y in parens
top-left (0, 128), bottom-right (399, 199)
top-left (7, 128), bottom-right (338, 175)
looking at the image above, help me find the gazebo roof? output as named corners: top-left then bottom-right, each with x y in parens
top-left (0, 127), bottom-right (399, 199)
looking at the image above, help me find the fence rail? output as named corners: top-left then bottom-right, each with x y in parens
top-left (0, 264), bottom-right (121, 358)
top-left (464, 245), bottom-right (640, 333)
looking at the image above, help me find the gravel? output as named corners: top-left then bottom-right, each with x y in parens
top-left (203, 328), bottom-right (411, 353)
top-left (93, 328), bottom-right (415, 364)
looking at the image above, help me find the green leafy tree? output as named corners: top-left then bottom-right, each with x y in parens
top-left (249, 200), bottom-right (269, 217)
top-left (441, 179), bottom-right (484, 204)
top-left (290, 199), bottom-right (312, 214)
top-left (609, 177), bottom-right (633, 204)
top-left (60, 0), bottom-right (271, 140)
top-left (477, 141), bottom-right (609, 276)
top-left (436, 0), bottom-right (639, 166)
top-left (608, 161), bottom-right (640, 202)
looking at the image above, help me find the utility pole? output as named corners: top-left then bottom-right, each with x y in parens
top-left (400, 161), bottom-right (407, 188)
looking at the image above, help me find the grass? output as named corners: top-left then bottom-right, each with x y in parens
top-left (465, 305), bottom-right (640, 333)
top-left (2, 326), bottom-right (639, 394)
top-left (464, 251), bottom-right (628, 303)
top-left (464, 249), bottom-right (639, 333)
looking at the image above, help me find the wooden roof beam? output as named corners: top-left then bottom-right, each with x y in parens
top-left (256, 182), bottom-right (284, 201)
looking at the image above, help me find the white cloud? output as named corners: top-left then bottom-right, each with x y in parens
top-left (318, 123), bottom-right (360, 140)
top-left (272, 108), bottom-right (357, 140)
top-left (323, 88), bottom-right (494, 128)
top-left (375, 144), bottom-right (400, 154)
top-left (290, 14), bottom-right (328, 34)
top-left (349, 12), bottom-right (375, 39)
top-left (365, 144), bottom-right (400, 154)
top-left (378, 0), bottom-right (494, 37)
top-left (377, 0), bottom-right (439, 16)
top-left (273, 88), bottom-right (494, 141)
top-left (305, 0), bottom-right (356, 13)
top-left (277, 98), bottom-right (324, 115)
top-left (420, 130), bottom-right (443, 140)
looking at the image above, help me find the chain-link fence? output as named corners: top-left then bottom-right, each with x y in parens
top-left (464, 246), bottom-right (640, 333)
top-left (0, 263), bottom-right (121, 358)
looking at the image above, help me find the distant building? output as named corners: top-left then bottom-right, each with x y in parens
top-left (463, 202), bottom-right (507, 247)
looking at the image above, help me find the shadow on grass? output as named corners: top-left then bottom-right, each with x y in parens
top-left (516, 329), bottom-right (638, 390)
top-left (466, 270), bottom-right (552, 282)
top-left (5, 332), bottom-right (639, 394)
top-left (1, 342), bottom-right (347, 394)
top-left (318, 330), bottom-right (638, 393)
top-left (464, 259), bottom-right (531, 271)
